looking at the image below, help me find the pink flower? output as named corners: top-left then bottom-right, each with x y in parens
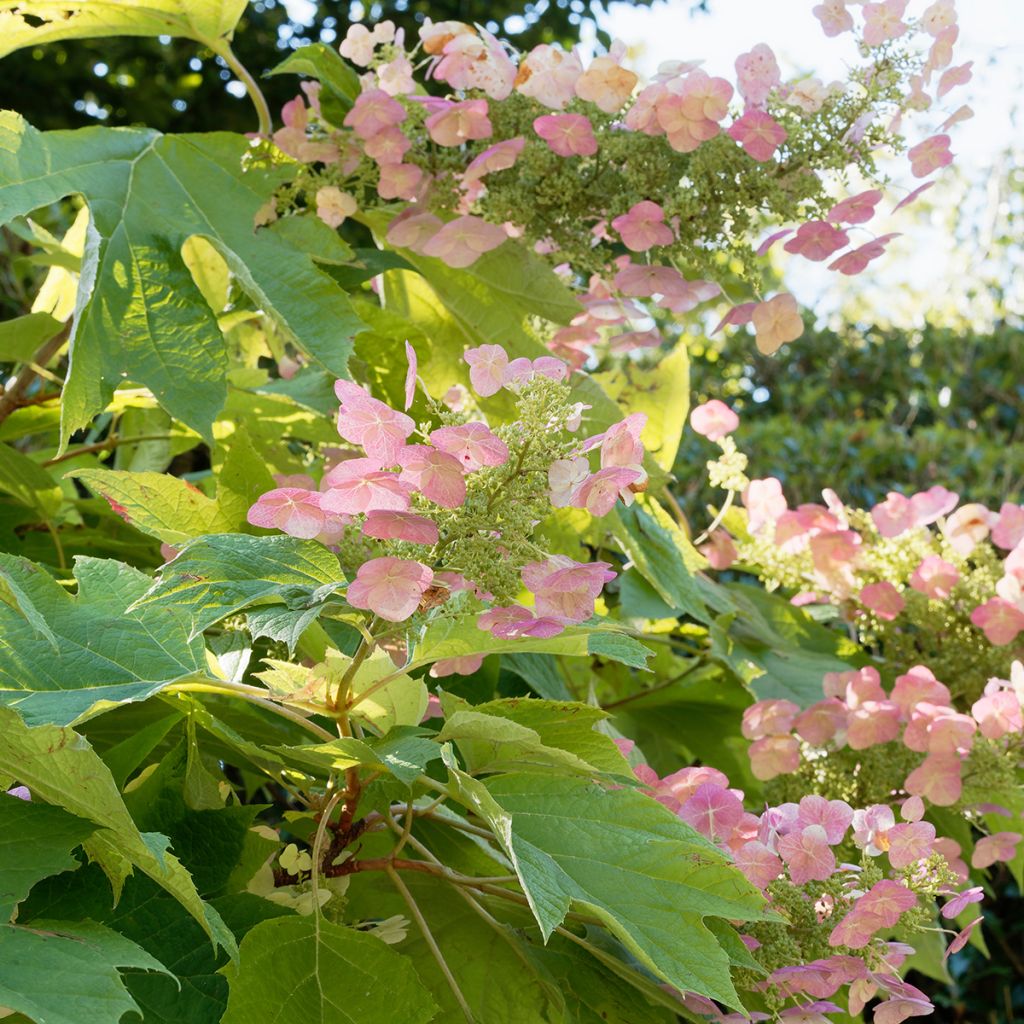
top-left (829, 235), bottom-right (899, 276)
top-left (396, 446), bottom-right (466, 509)
top-left (679, 782), bottom-right (746, 845)
top-left (846, 700), bottom-right (901, 749)
top-left (921, 0), bottom-right (957, 34)
top-left (570, 467), bottom-right (643, 516)
top-left (793, 699), bottom-right (847, 745)
top-left (742, 699), bottom-right (800, 740)
top-left (943, 502), bottom-right (993, 556)
top-left (690, 400), bottom-right (739, 442)
top-left (910, 556), bottom-right (959, 600)
top-left (971, 832), bottom-right (1022, 869)
top-left (908, 134), bottom-right (953, 178)
top-left (248, 488), bottom-right (327, 539)
top-left (464, 344), bottom-right (509, 397)
top-left (320, 461), bottom-right (414, 515)
top-left (611, 201), bottom-right (674, 252)
top-left (429, 653), bottom-right (485, 678)
top-left (728, 110), bottom-right (787, 161)
top-left (430, 422), bottom-right (509, 471)
top-left (859, 581), bottom-right (904, 620)
top-left (574, 51), bottom-right (638, 114)
top-left (701, 531), bottom-right (738, 570)
top-left (941, 886), bottom-right (984, 919)
top-left (425, 99), bottom-right (492, 146)
top-left (548, 457), bottom-right (591, 507)
top-left (599, 413), bottom-right (647, 472)
top-left (887, 821), bottom-right (936, 868)
top-left (346, 556), bottom-right (434, 621)
top-left (890, 666), bottom-right (950, 719)
top-left (852, 804), bottom-right (896, 855)
top-left (315, 186), bottom-right (357, 228)
top-left (904, 753), bottom-right (962, 806)
top-left (870, 492), bottom-right (915, 538)
top-left (377, 162), bottom-right (423, 201)
top-left (862, 0), bottom-right (908, 47)
top-left (813, 0), bottom-right (853, 37)
top-left (361, 510), bottom-right (439, 545)
top-left (993, 503), bottom-right (1024, 550)
top-left (748, 735), bottom-right (800, 780)
top-left (910, 485), bottom-right (959, 524)
top-left (477, 605), bottom-right (564, 639)
top-left (795, 795), bottom-right (853, 844)
top-left (945, 918), bottom-right (982, 959)
top-left (522, 555), bottom-right (616, 624)
top-left (893, 182), bottom-right (936, 213)
top-left (972, 598), bottom-right (1024, 645)
top-left (827, 189), bottom-right (883, 226)
top-left (533, 113), bottom-right (598, 157)
top-left (516, 44), bottom-right (583, 110)
top-left (752, 294), bottom-right (804, 355)
top-left (735, 840), bottom-right (783, 889)
top-left (938, 61), bottom-right (972, 99)
top-left (344, 88), bottom-right (406, 140)
top-left (784, 221), bottom-right (850, 262)
top-left (971, 690), bottom-right (1023, 739)
top-left (735, 43), bottom-right (781, 106)
top-left (403, 341), bottom-right (417, 410)
top-left (335, 381), bottom-right (415, 463)
top-left (464, 137), bottom-right (525, 181)
top-left (656, 71), bottom-right (732, 152)
top-left (363, 126), bottom-right (410, 165)
top-left (744, 478), bottom-right (788, 534)
top-left (421, 216), bottom-right (507, 268)
top-left (778, 825), bottom-right (835, 884)
top-left (433, 28), bottom-right (516, 100)
top-left (873, 988), bottom-right (934, 1023)
top-left (386, 210), bottom-right (442, 252)
top-left (829, 880), bottom-right (916, 949)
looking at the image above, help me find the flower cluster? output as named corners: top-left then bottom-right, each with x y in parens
top-left (248, 344), bottom-right (642, 643)
top-left (260, 0), bottom-right (970, 366)
top-left (630, 746), bottom-right (985, 1024)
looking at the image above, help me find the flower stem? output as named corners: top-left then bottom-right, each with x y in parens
top-left (211, 41), bottom-right (273, 136)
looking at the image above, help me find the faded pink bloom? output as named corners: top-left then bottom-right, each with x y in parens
top-left (756, 229), bottom-right (795, 257)
top-left (478, 605), bottom-right (563, 639)
top-left (749, 735), bottom-right (800, 780)
top-left (316, 186), bottom-right (357, 228)
top-left (656, 766), bottom-right (730, 807)
top-left (403, 341), bottom-right (417, 410)
top-left (937, 61), bottom-right (973, 99)
top-left (571, 467), bottom-right (642, 516)
top-left (377, 162), bottom-right (423, 201)
top-left (993, 503), bottom-right (1024, 550)
top-left (859, 581), bottom-right (905, 620)
top-left (522, 555), bottom-right (616, 624)
top-left (829, 880), bottom-right (915, 948)
top-left (712, 301), bottom-right (758, 335)
top-left (421, 216), bottom-right (507, 268)
top-left (793, 699), bottom-right (847, 746)
top-left (433, 28), bottom-right (516, 100)
top-left (516, 44), bottom-right (583, 110)
top-left (945, 918), bottom-right (982, 959)
top-left (887, 821), bottom-right (937, 868)
top-left (941, 886), bottom-right (984, 919)
top-left (904, 753), bottom-right (963, 806)
top-left (778, 825), bottom-right (835, 884)
top-left (901, 795), bottom-right (926, 822)
top-left (361, 510), bottom-right (439, 545)
top-left (827, 189), bottom-right (883, 225)
top-left (728, 110), bottom-right (787, 161)
top-left (429, 653), bottom-right (485, 678)
top-left (862, 0), bottom-right (909, 47)
top-left (548, 457), bottom-right (590, 508)
top-left (320, 461), bottom-right (414, 515)
top-left (599, 413), bottom-right (647, 475)
top-left (396, 445), bottom-right (466, 508)
top-left (742, 699), bottom-right (800, 740)
top-left (785, 221), bottom-right (850, 262)
top-left (533, 113), bottom-right (598, 157)
top-left (656, 71), bottom-right (732, 152)
top-left (735, 43), bottom-right (781, 106)
top-left (464, 137), bottom-right (526, 181)
top-left (943, 502), bottom-right (994, 556)
top-left (871, 492), bottom-right (915, 538)
top-left (574, 51), bottom-right (638, 114)
top-left (464, 344), bottom-right (509, 397)
top-left (386, 209), bottom-right (442, 252)
top-left (934, 837), bottom-right (969, 882)
top-left (611, 201), bottom-right (674, 252)
top-left (680, 782), bottom-right (746, 845)
top-left (344, 88), bottom-right (406, 140)
top-left (921, 0), bottom-right (957, 35)
top-left (851, 804), bottom-right (896, 855)
top-left (339, 23), bottom-right (382, 66)
top-left (813, 0), bottom-right (853, 37)
top-left (903, 703), bottom-right (975, 755)
top-left (702, 531), bottom-right (738, 570)
top-left (735, 840), bottom-right (783, 889)
top-left (335, 380), bottom-right (415, 463)
top-left (971, 832), bottom-right (1022, 870)
top-left (829, 235), bottom-right (899, 276)
top-left (363, 126), bottom-right (410, 164)
top-left (846, 700), bottom-right (901, 749)
top-left (911, 485), bottom-right (959, 524)
top-left (908, 134), bottom-right (953, 178)
top-left (873, 988), bottom-right (934, 1023)
top-left (425, 99), bottom-right (492, 146)
top-left (910, 556), bottom-right (959, 600)
top-left (347, 556), bottom-right (434, 621)
top-left (690, 400), bottom-right (739, 442)
top-left (430, 422), bottom-right (509, 471)
top-left (272, 96), bottom-right (338, 163)
top-left (752, 294), bottom-right (804, 355)
top-left (891, 665), bottom-right (950, 718)
top-left (971, 690), bottom-right (1023, 739)
top-left (893, 182), bottom-right (936, 213)
top-left (744, 477), bottom-right (789, 534)
top-left (795, 795), bottom-right (853, 844)
top-left (248, 488), bottom-right (327, 539)
top-left (377, 54), bottom-right (416, 96)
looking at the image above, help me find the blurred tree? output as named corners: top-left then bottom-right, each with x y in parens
top-left (0, 0), bottom-right (708, 134)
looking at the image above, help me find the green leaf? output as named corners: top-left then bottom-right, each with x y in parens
top-left (0, 707), bottom-right (234, 954)
top-left (349, 650), bottom-right (429, 734)
top-left (450, 770), bottom-right (767, 1010)
top-left (0, 310), bottom-right (63, 363)
top-left (501, 653), bottom-right (573, 700)
top-left (222, 915), bottom-right (438, 1024)
top-left (0, 443), bottom-right (61, 518)
top-left (0, 919), bottom-right (171, 1024)
top-left (0, 113), bottom-right (364, 444)
top-left (0, 794), bottom-right (96, 919)
top-left (411, 613), bottom-right (651, 673)
top-left (272, 729), bottom-right (441, 786)
top-left (266, 42), bottom-right (362, 114)
top-left (0, 0), bottom-right (249, 56)
top-left (0, 555), bottom-right (206, 727)
top-left (610, 498), bottom-right (707, 621)
top-left (133, 533), bottom-right (344, 639)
